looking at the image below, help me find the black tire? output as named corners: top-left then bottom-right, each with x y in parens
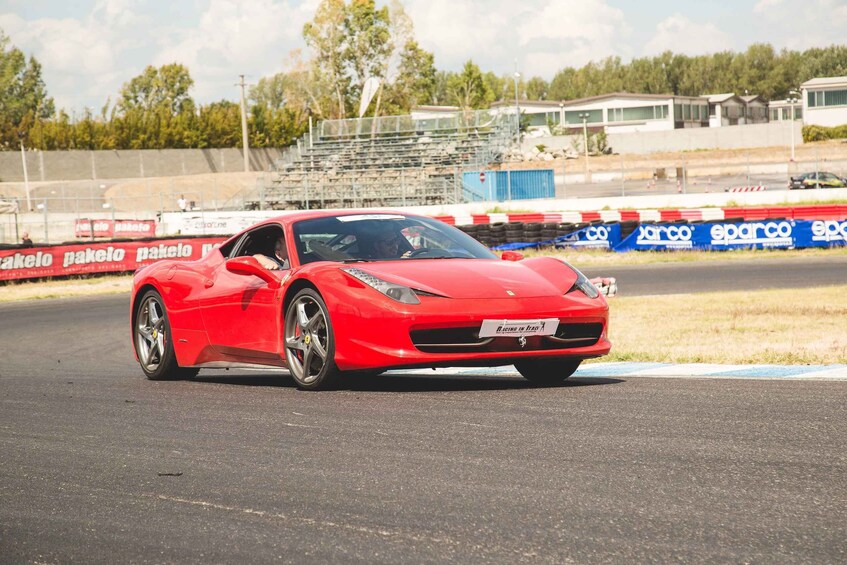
top-left (284, 288), bottom-right (341, 391)
top-left (134, 289), bottom-right (198, 380)
top-left (515, 358), bottom-right (582, 385)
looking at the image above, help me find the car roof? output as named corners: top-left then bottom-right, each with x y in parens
top-left (265, 209), bottom-right (422, 226)
top-left (223, 209), bottom-right (429, 243)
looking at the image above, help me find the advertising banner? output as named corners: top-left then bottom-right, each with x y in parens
top-left (74, 219), bottom-right (158, 238)
top-left (0, 237), bottom-right (226, 282)
top-left (555, 223), bottom-right (622, 250)
top-left (613, 220), bottom-right (847, 251)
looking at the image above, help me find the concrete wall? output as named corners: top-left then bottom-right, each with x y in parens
top-left (0, 147), bottom-right (287, 183)
top-left (523, 121), bottom-right (804, 155)
top-left (0, 121), bottom-right (809, 183)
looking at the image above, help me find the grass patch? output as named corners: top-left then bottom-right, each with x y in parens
top-left (520, 245), bottom-right (847, 266)
top-left (601, 285), bottom-right (847, 365)
top-left (0, 275), bottom-right (132, 302)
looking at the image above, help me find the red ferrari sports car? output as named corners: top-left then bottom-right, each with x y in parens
top-left (131, 211), bottom-right (611, 390)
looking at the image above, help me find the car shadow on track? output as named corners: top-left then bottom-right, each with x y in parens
top-left (192, 371), bottom-right (623, 392)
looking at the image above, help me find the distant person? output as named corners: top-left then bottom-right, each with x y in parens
top-left (177, 194), bottom-right (187, 212)
top-left (20, 231), bottom-right (33, 247)
top-left (254, 235), bottom-right (289, 270)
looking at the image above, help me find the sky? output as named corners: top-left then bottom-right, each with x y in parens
top-left (1, 0), bottom-right (846, 114)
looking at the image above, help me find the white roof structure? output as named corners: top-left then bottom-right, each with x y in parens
top-left (801, 76), bottom-right (847, 88)
top-left (700, 93), bottom-right (740, 103)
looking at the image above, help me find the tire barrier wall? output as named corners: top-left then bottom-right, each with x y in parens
top-left (481, 219), bottom-right (847, 252)
top-left (4, 204), bottom-right (847, 282)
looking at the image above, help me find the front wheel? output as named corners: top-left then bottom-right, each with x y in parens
top-left (134, 290), bottom-right (198, 380)
top-left (284, 288), bottom-right (341, 390)
top-left (515, 358), bottom-right (581, 385)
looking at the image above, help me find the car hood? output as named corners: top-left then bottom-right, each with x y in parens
top-left (345, 258), bottom-right (578, 299)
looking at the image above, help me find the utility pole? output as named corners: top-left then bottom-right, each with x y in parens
top-left (18, 132), bottom-right (31, 211)
top-left (238, 75), bottom-right (250, 172)
top-left (579, 113), bottom-right (590, 183)
top-left (788, 89), bottom-right (799, 162)
top-left (513, 69), bottom-right (521, 142)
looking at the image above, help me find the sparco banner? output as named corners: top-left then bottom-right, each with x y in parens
top-left (613, 220), bottom-right (847, 251)
top-left (555, 223), bottom-right (622, 249)
top-left (0, 237), bottom-right (226, 281)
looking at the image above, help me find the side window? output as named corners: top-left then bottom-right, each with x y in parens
top-left (232, 226), bottom-right (283, 259)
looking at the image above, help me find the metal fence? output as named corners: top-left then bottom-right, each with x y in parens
top-left (319, 110), bottom-right (512, 139)
top-left (3, 153), bottom-right (844, 245)
top-left (0, 177), bottom-right (258, 245)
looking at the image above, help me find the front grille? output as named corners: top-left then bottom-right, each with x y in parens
top-left (410, 323), bottom-right (602, 353)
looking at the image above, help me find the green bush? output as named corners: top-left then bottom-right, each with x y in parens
top-left (802, 124), bottom-right (847, 142)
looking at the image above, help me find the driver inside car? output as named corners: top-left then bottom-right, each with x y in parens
top-left (254, 235), bottom-right (290, 270)
top-left (360, 224), bottom-right (408, 259)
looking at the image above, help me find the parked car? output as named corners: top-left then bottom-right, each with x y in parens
top-left (788, 172), bottom-right (847, 189)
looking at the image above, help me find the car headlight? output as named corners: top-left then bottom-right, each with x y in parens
top-left (562, 262), bottom-right (600, 299)
top-left (342, 267), bottom-right (420, 304)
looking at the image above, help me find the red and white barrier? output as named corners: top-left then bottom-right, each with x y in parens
top-left (5, 204), bottom-right (846, 282)
top-left (725, 185), bottom-right (767, 192)
top-left (433, 204), bottom-right (847, 225)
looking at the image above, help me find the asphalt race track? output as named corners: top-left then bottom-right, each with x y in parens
top-left (1, 258), bottom-right (846, 562)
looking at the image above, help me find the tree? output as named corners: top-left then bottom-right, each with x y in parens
top-left (484, 72), bottom-right (508, 103)
top-left (388, 40), bottom-right (436, 111)
top-left (368, 0), bottom-right (414, 119)
top-left (250, 74), bottom-right (289, 110)
top-left (431, 70), bottom-right (452, 106)
top-left (446, 60), bottom-right (493, 109)
top-left (303, 0), bottom-right (350, 118)
top-left (119, 63), bottom-right (195, 116)
top-left (0, 30), bottom-right (54, 148)
top-left (197, 101), bottom-right (241, 148)
top-left (525, 76), bottom-right (549, 100)
top-left (344, 0), bottom-right (391, 117)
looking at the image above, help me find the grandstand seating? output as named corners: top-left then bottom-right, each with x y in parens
top-left (244, 110), bottom-right (513, 210)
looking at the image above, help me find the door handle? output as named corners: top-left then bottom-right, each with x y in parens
top-left (204, 278), bottom-right (214, 288)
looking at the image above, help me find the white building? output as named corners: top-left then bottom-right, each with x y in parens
top-left (801, 76), bottom-right (847, 127)
top-left (740, 95), bottom-right (769, 124)
top-left (700, 93), bottom-right (746, 127)
top-left (768, 98), bottom-right (803, 122)
top-left (490, 93), bottom-right (710, 134)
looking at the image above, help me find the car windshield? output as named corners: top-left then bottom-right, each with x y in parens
top-left (293, 214), bottom-right (498, 265)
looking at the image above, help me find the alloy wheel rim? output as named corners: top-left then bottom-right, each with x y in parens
top-left (285, 296), bottom-right (329, 384)
top-left (136, 297), bottom-right (166, 371)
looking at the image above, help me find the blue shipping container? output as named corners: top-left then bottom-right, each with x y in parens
top-left (463, 169), bottom-right (555, 201)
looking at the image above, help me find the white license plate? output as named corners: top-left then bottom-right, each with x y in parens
top-left (479, 318), bottom-right (559, 338)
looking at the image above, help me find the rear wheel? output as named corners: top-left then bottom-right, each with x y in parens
top-left (284, 289), bottom-right (341, 390)
top-left (134, 290), bottom-right (198, 380)
top-left (515, 358), bottom-right (581, 385)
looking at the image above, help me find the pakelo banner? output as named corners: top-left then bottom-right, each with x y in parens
top-left (74, 219), bottom-right (157, 238)
top-left (0, 237), bottom-right (226, 281)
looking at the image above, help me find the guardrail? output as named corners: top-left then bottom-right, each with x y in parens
top-left (3, 204), bottom-right (846, 282)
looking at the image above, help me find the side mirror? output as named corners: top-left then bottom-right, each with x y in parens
top-left (500, 250), bottom-right (524, 262)
top-left (225, 256), bottom-right (281, 289)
